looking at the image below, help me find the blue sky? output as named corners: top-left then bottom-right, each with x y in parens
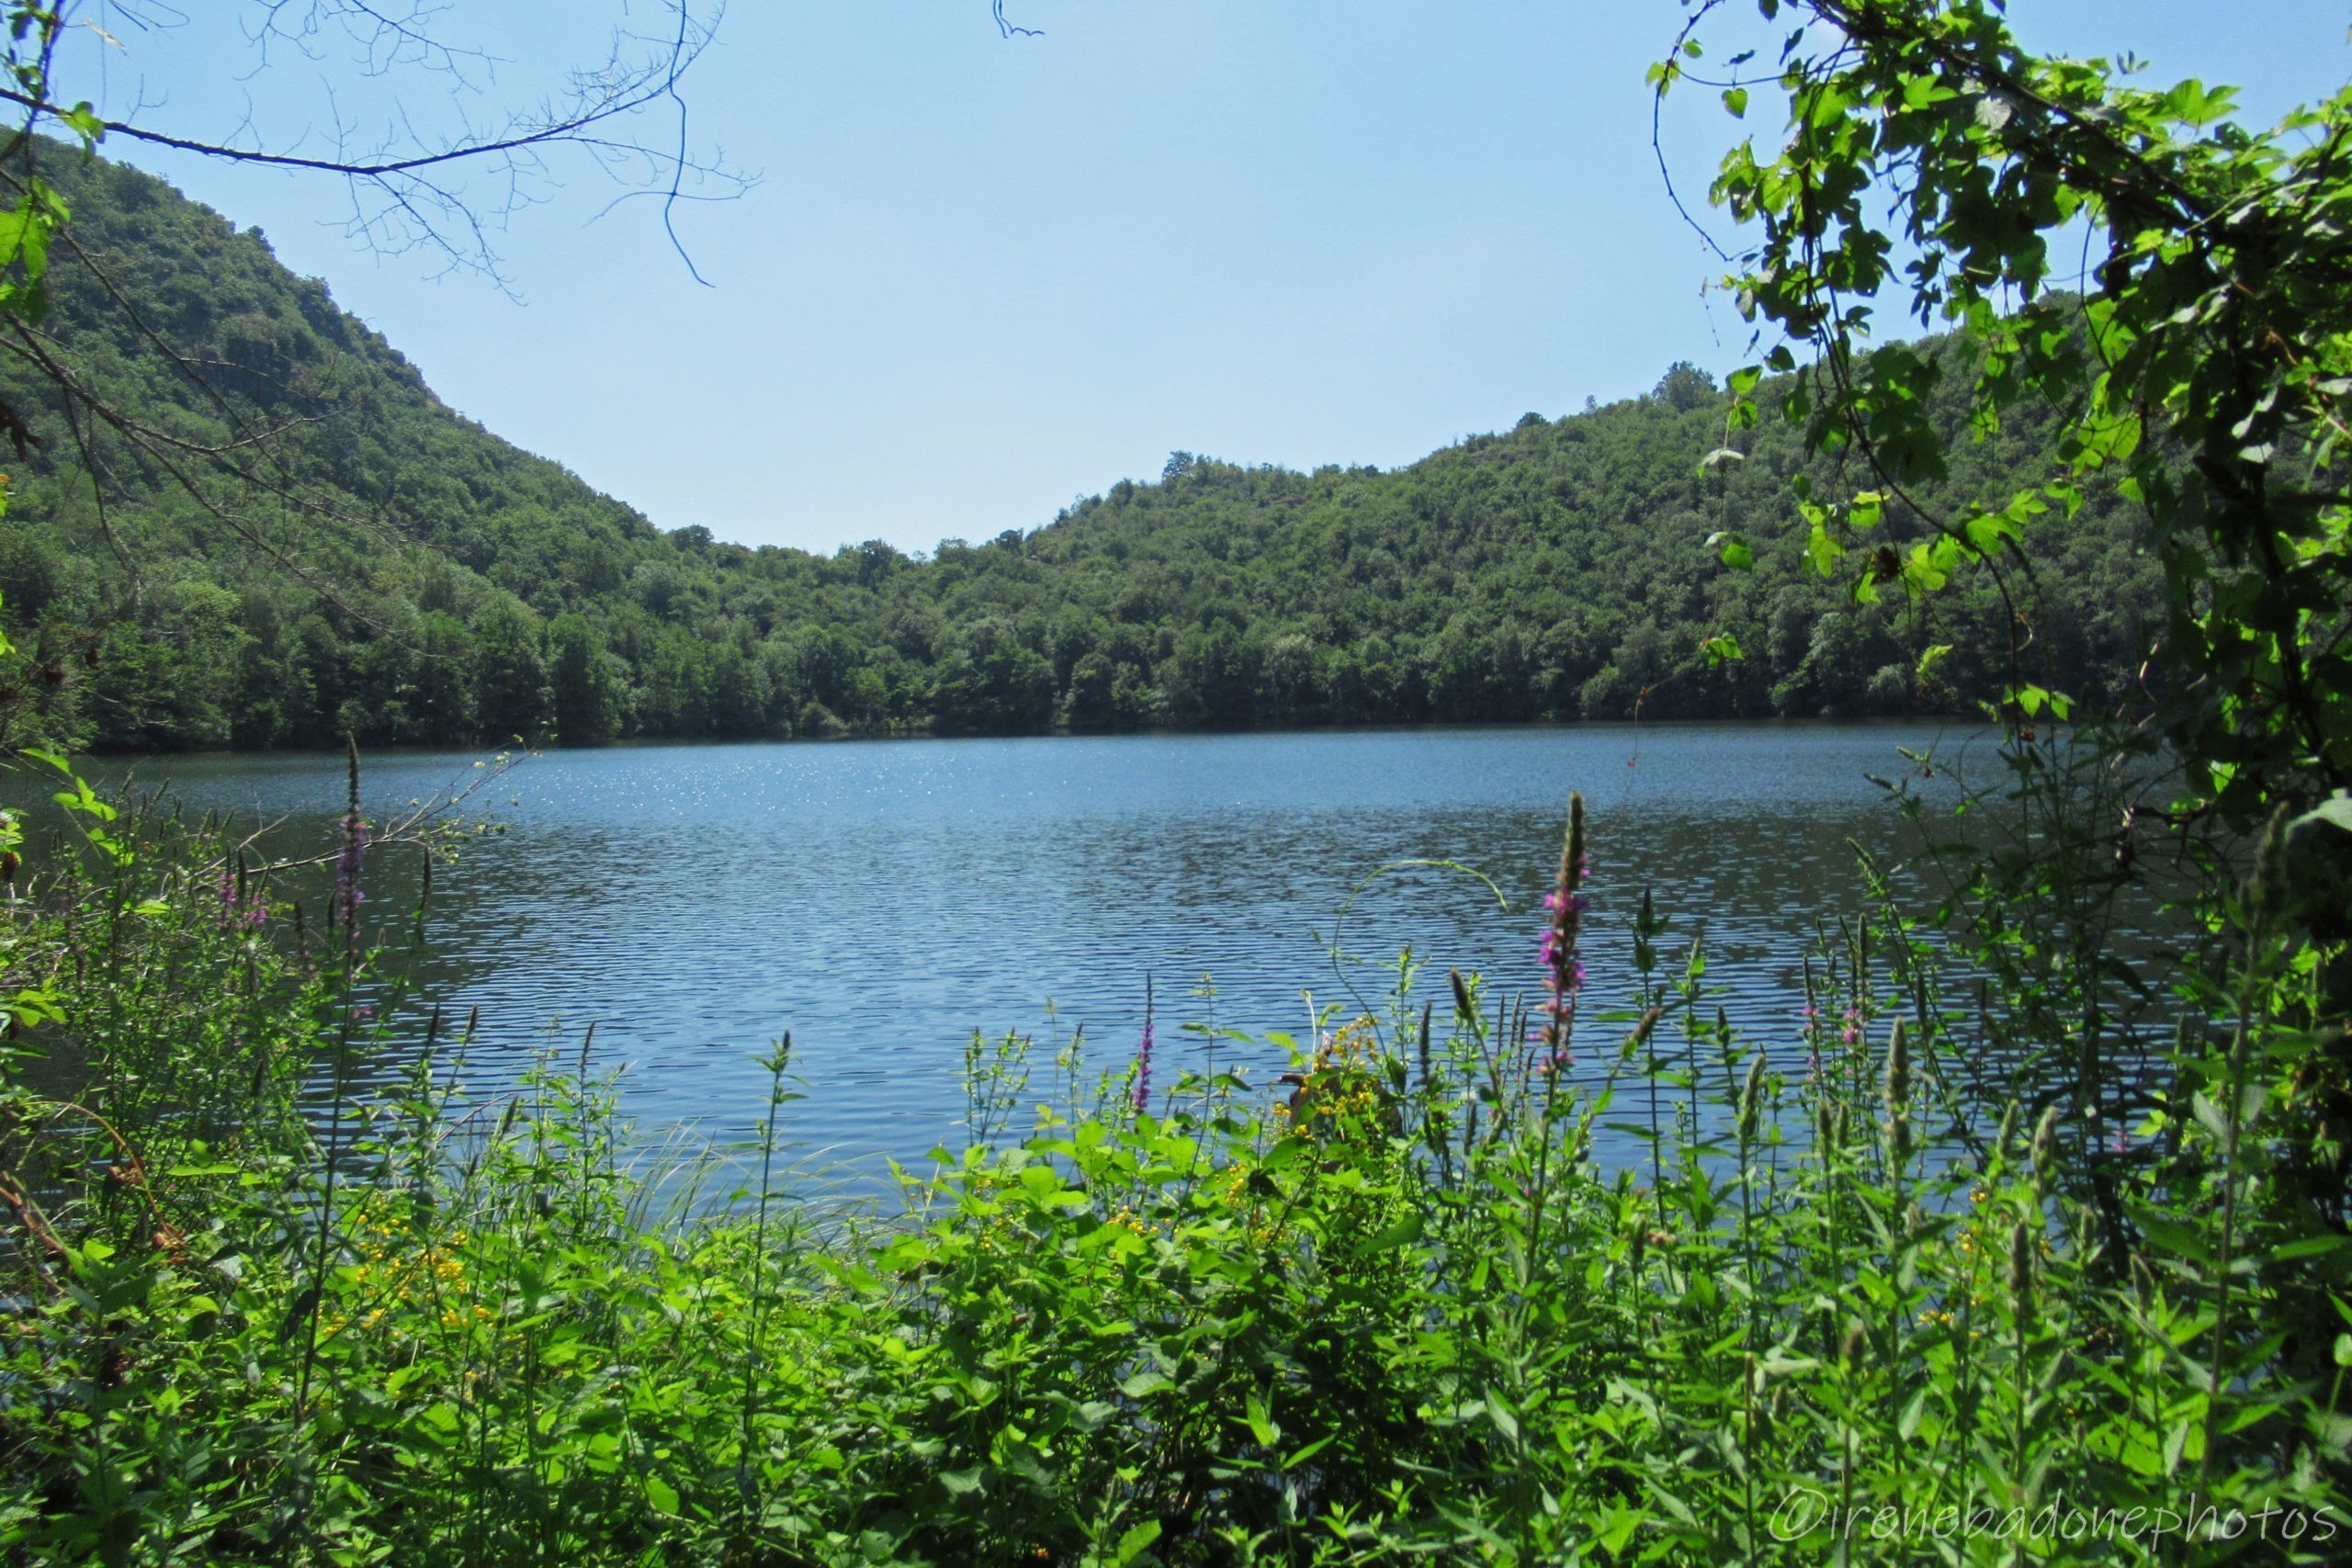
top-left (53, 1), bottom-right (2352, 556)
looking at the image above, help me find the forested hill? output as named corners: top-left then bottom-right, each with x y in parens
top-left (0, 146), bottom-right (2163, 751)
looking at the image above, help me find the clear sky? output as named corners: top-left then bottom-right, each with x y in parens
top-left (51, 1), bottom-right (2352, 557)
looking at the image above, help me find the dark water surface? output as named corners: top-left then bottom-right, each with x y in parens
top-left (87, 723), bottom-right (1980, 1175)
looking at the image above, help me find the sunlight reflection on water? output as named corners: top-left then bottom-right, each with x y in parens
top-left (87, 722), bottom-right (1984, 1180)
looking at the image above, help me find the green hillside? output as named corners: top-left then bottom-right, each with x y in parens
top-left (0, 145), bottom-right (2162, 750)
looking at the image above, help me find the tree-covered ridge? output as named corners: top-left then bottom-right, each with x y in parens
top-left (0, 147), bottom-right (2161, 751)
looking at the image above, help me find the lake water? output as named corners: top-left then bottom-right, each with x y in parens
top-left (85, 723), bottom-right (1981, 1179)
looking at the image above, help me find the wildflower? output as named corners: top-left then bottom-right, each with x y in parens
top-left (1538, 794), bottom-right (1588, 1067)
top-left (333, 812), bottom-right (370, 931)
top-left (1132, 976), bottom-right (1155, 1116)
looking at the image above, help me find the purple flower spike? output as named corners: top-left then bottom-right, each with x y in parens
top-left (1538, 795), bottom-right (1589, 1067)
top-left (333, 813), bottom-right (371, 934)
top-left (1132, 976), bottom-right (1156, 1115)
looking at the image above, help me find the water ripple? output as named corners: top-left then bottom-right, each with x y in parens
top-left (92, 723), bottom-right (1977, 1173)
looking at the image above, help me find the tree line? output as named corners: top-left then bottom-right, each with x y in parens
top-left (0, 148), bottom-right (2163, 751)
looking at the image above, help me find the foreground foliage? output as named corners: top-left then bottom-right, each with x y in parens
top-left (1, 773), bottom-right (2347, 1565)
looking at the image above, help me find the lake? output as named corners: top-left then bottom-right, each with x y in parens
top-left (82, 722), bottom-right (1980, 1179)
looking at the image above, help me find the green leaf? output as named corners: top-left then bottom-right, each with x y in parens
top-left (644, 1474), bottom-right (680, 1515)
top-left (1114, 1520), bottom-right (1163, 1565)
top-left (2132, 1207), bottom-right (2213, 1264)
top-left (2290, 793), bottom-right (2352, 837)
top-left (1354, 1213), bottom-right (1424, 1254)
top-left (1283, 1432), bottom-right (1339, 1470)
top-left (1723, 86), bottom-right (1749, 118)
top-left (60, 102), bottom-right (105, 148)
top-left (1596, 1506), bottom-right (1645, 1556)
top-left (1707, 531), bottom-right (1754, 570)
top-left (1805, 518), bottom-right (1841, 577)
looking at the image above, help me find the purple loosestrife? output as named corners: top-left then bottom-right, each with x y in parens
top-left (1538, 794), bottom-right (1588, 1071)
top-left (215, 864), bottom-right (270, 932)
top-left (333, 737), bottom-right (368, 946)
top-left (333, 814), bottom-right (369, 934)
top-left (1132, 975), bottom-right (1156, 1116)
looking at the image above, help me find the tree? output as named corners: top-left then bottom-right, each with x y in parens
top-left (0, 2), bottom-right (742, 696)
top-left (1664, 0), bottom-right (2352, 1411)
top-left (932, 617), bottom-right (1053, 735)
top-left (2, 4), bottom-right (739, 286)
top-left (469, 601), bottom-right (549, 741)
top-left (1664, 0), bottom-right (2349, 825)
top-left (1650, 360), bottom-right (1718, 412)
top-left (548, 612), bottom-right (622, 745)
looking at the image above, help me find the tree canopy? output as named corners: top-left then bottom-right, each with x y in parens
top-left (0, 146), bottom-right (2171, 751)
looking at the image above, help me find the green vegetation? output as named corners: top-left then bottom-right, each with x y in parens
top-left (0, 148), bottom-right (2162, 751)
top-left (0, 774), bottom-right (2344, 1565)
top-left (2, 0), bottom-right (2350, 1562)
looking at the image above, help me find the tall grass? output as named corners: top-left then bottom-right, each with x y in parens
top-left (1, 767), bottom-right (2346, 1564)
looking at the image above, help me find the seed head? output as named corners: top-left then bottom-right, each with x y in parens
top-left (1737, 1053), bottom-right (1767, 1145)
top-left (1882, 1018), bottom-right (1911, 1114)
top-left (2006, 1217), bottom-right (2037, 1320)
top-left (2247, 797), bottom-right (2296, 915)
top-left (2030, 1104), bottom-right (2062, 1187)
